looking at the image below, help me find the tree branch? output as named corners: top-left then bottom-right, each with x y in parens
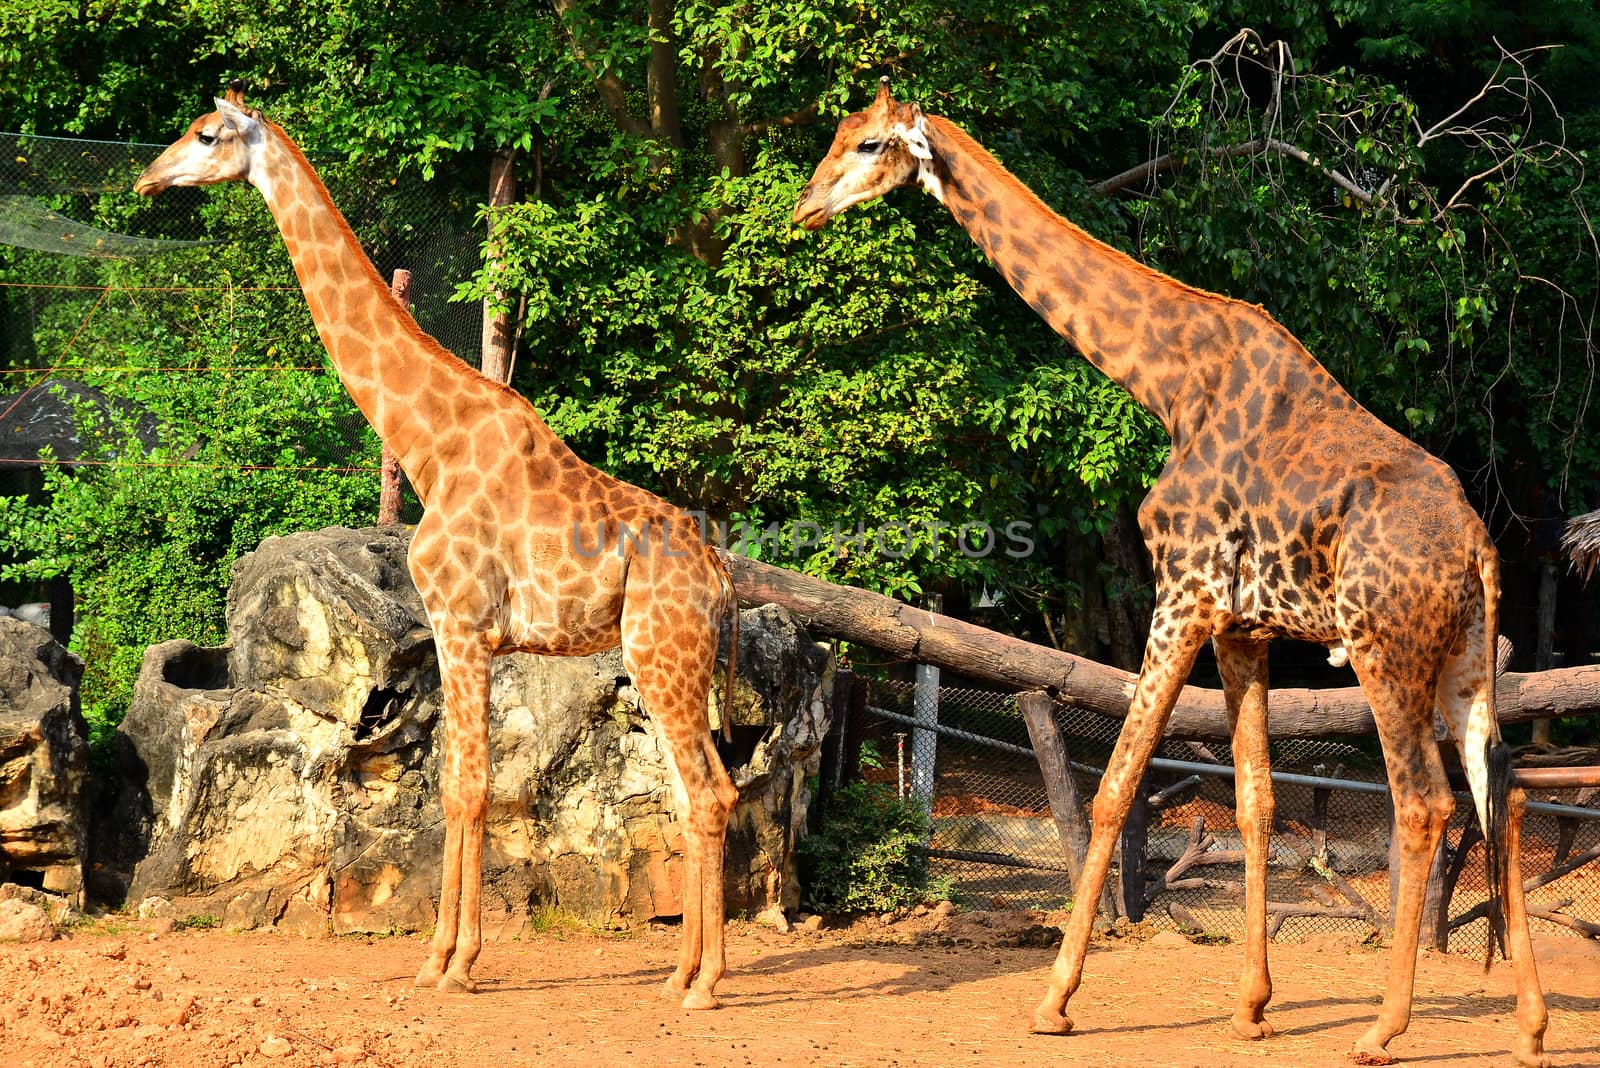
top-left (551, 0), bottom-right (650, 140)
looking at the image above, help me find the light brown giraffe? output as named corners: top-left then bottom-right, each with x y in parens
top-left (795, 80), bottom-right (1549, 1066)
top-left (135, 85), bottom-right (741, 1010)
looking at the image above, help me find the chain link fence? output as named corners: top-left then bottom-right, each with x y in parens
top-left (855, 675), bottom-right (1600, 958)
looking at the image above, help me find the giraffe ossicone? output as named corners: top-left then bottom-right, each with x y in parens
top-left (795, 79), bottom-right (1550, 1068)
top-left (136, 82), bottom-right (743, 1011)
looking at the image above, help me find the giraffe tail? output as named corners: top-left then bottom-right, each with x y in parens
top-left (1471, 540), bottom-right (1513, 969)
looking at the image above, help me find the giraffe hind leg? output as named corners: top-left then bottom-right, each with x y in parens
top-left (626, 603), bottom-right (736, 1011)
top-left (1346, 649), bottom-right (1454, 1065)
top-left (1435, 636), bottom-right (1548, 1066)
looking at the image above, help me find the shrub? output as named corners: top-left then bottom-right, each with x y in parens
top-left (797, 782), bottom-right (951, 914)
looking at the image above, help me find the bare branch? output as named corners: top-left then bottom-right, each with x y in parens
top-left (1094, 137), bottom-right (1375, 205)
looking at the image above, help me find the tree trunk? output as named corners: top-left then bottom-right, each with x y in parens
top-left (1532, 560), bottom-right (1558, 746)
top-left (479, 150), bottom-right (518, 385)
top-left (1103, 503), bottom-right (1151, 671)
top-left (378, 269), bottom-right (412, 524)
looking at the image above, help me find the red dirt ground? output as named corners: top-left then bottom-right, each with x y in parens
top-left (2, 911), bottom-right (1597, 1068)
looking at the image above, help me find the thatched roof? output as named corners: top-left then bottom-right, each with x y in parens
top-left (1561, 509), bottom-right (1600, 580)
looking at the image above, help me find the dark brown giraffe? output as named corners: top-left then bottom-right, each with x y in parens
top-left (136, 86), bottom-right (742, 1010)
top-left (795, 79), bottom-right (1548, 1066)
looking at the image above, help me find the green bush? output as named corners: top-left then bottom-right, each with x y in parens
top-left (797, 782), bottom-right (952, 914)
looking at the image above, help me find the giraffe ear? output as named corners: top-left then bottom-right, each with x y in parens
top-left (894, 107), bottom-right (932, 161)
top-left (214, 97), bottom-right (261, 139)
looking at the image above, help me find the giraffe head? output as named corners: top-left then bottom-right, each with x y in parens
top-left (134, 82), bottom-right (265, 196)
top-left (792, 78), bottom-right (936, 230)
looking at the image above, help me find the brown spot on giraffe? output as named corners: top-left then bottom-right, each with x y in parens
top-left (136, 85), bottom-right (742, 1011)
top-left (794, 79), bottom-right (1548, 1068)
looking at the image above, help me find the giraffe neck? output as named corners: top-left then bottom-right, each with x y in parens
top-left (249, 124), bottom-right (520, 499)
top-left (921, 116), bottom-right (1241, 433)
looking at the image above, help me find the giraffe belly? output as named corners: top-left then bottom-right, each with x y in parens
top-left (499, 572), bottom-right (625, 657)
top-left (1225, 567), bottom-right (1340, 644)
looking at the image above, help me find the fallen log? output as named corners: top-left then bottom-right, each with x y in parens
top-left (718, 549), bottom-right (1600, 742)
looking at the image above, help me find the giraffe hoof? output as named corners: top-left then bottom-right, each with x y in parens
top-left (661, 974), bottom-right (692, 1000)
top-left (1029, 1009), bottom-right (1073, 1035)
top-left (681, 989), bottom-right (721, 1011)
top-left (1229, 1014), bottom-right (1274, 1041)
top-left (437, 972), bottom-right (477, 994)
top-left (1349, 1043), bottom-right (1398, 1066)
top-left (1514, 1045), bottom-right (1550, 1068)
top-left (413, 963), bottom-right (445, 989)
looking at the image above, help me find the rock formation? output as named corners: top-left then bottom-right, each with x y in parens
top-left (112, 526), bottom-right (831, 934)
top-left (0, 617), bottom-right (88, 901)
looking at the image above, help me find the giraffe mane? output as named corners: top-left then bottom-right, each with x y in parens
top-left (923, 115), bottom-right (1260, 317)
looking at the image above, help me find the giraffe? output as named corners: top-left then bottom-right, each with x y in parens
top-left (794, 80), bottom-right (1549, 1067)
top-left (135, 85), bottom-right (741, 1010)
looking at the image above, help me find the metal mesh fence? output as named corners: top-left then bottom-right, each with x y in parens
top-left (859, 676), bottom-right (1600, 958)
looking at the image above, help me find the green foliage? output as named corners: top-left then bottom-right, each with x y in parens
top-left (797, 782), bottom-right (952, 914)
top-left (0, 226), bottom-right (380, 743)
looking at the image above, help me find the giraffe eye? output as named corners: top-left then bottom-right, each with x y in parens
top-left (857, 139), bottom-right (884, 155)
top-left (197, 131), bottom-right (217, 146)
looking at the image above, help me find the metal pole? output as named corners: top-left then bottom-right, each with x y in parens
top-left (911, 662), bottom-right (939, 820)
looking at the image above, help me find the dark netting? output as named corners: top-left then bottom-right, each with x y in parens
top-left (1, 130), bottom-right (486, 409)
top-left (860, 677), bottom-right (1600, 959)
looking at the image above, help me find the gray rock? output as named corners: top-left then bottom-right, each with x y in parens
top-left (113, 525), bottom-right (831, 934)
top-left (0, 617), bottom-right (88, 900)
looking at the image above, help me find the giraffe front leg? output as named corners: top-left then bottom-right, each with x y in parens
top-left (1216, 637), bottom-right (1275, 1041)
top-left (1032, 610), bottom-right (1211, 1036)
top-left (418, 632), bottom-right (493, 994)
top-left (414, 814), bottom-right (463, 989)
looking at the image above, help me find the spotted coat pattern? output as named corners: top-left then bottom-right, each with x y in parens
top-left (794, 81), bottom-right (1549, 1066)
top-left (136, 88), bottom-right (740, 1010)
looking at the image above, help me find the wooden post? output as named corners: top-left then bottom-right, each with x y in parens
top-left (1117, 768), bottom-right (1154, 923)
top-left (1018, 691), bottom-right (1091, 884)
top-left (1420, 819), bottom-right (1452, 951)
top-left (812, 667), bottom-right (853, 832)
top-left (1310, 763), bottom-right (1343, 862)
top-left (840, 674), bottom-right (869, 787)
top-left (377, 269), bottom-right (411, 525)
top-left (480, 149), bottom-right (518, 384)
